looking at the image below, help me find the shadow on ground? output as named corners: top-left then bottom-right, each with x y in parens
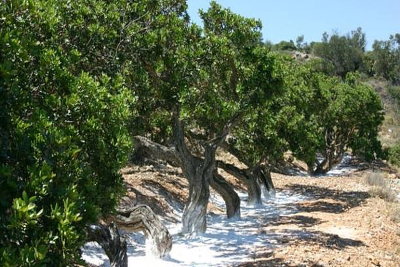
top-left (265, 215), bottom-right (324, 228)
top-left (236, 257), bottom-right (325, 267)
top-left (284, 184), bottom-right (370, 214)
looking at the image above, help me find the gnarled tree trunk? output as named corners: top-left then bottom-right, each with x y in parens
top-left (132, 135), bottom-right (241, 220)
top-left (173, 115), bottom-right (214, 235)
top-left (253, 164), bottom-right (276, 199)
top-left (313, 128), bottom-right (347, 175)
top-left (114, 205), bottom-right (172, 258)
top-left (86, 205), bottom-right (172, 266)
top-left (86, 223), bottom-right (128, 267)
top-left (173, 112), bottom-right (239, 235)
top-left (211, 173), bottom-right (241, 219)
top-left (217, 161), bottom-right (263, 207)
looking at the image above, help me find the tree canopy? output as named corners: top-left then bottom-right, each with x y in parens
top-left (0, 0), bottom-right (388, 265)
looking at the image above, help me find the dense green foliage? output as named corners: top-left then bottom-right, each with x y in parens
top-left (389, 143), bottom-right (400, 167)
top-left (0, 1), bottom-right (133, 265)
top-left (312, 28), bottom-right (366, 78)
top-left (372, 34), bottom-right (400, 84)
top-left (0, 0), bottom-right (390, 264)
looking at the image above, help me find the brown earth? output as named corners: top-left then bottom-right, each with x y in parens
top-left (119, 160), bottom-right (400, 267)
top-left (239, 173), bottom-right (400, 267)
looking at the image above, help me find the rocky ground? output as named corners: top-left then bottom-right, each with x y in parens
top-left (245, 173), bottom-right (400, 267)
top-left (83, 157), bottom-right (400, 267)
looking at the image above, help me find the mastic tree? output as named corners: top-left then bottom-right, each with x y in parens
top-left (306, 73), bottom-right (384, 174)
top-left (132, 1), bottom-right (285, 234)
top-left (0, 0), bottom-right (136, 265)
top-left (219, 53), bottom-right (293, 206)
top-left (372, 34), bottom-right (400, 84)
top-left (313, 28), bottom-right (366, 78)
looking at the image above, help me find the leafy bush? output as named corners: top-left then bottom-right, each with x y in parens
top-left (0, 1), bottom-right (133, 265)
top-left (388, 86), bottom-right (400, 101)
top-left (389, 143), bottom-right (400, 167)
top-left (312, 28), bottom-right (366, 78)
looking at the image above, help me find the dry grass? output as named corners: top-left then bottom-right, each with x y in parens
top-left (365, 172), bottom-right (398, 203)
top-left (387, 203), bottom-right (400, 223)
top-left (365, 172), bottom-right (388, 187)
top-left (369, 186), bottom-right (398, 202)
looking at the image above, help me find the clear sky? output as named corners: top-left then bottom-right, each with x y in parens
top-left (187, 0), bottom-right (400, 50)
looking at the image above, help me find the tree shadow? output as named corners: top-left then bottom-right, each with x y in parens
top-left (236, 257), bottom-right (325, 267)
top-left (201, 223), bottom-right (364, 265)
top-left (273, 229), bottom-right (364, 250)
top-left (265, 215), bottom-right (324, 228)
top-left (284, 184), bottom-right (370, 214)
top-left (229, 228), bottom-right (364, 266)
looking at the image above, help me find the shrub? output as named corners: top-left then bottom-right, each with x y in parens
top-left (0, 1), bottom-right (133, 265)
top-left (365, 172), bottom-right (388, 187)
top-left (387, 203), bottom-right (400, 223)
top-left (389, 143), bottom-right (400, 167)
top-left (365, 172), bottom-right (398, 202)
top-left (369, 186), bottom-right (398, 202)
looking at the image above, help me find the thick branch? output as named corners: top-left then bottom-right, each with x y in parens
top-left (86, 223), bottom-right (128, 267)
top-left (132, 135), bottom-right (180, 166)
top-left (211, 173), bottom-right (240, 219)
top-left (114, 205), bottom-right (172, 258)
top-left (217, 160), bottom-right (249, 182)
top-left (133, 135), bottom-right (240, 218)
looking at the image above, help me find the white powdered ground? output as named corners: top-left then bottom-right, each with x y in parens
top-left (82, 190), bottom-right (307, 267)
top-left (82, 156), bottom-right (362, 266)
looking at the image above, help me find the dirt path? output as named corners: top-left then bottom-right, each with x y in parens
top-left (242, 173), bottom-right (400, 267)
top-left (83, 163), bottom-right (400, 267)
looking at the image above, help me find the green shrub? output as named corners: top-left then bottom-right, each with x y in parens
top-left (0, 1), bottom-right (133, 265)
top-left (389, 143), bottom-right (400, 167)
top-left (388, 86), bottom-right (400, 101)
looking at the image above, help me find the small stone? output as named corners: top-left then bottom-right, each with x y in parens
top-left (371, 258), bottom-right (380, 266)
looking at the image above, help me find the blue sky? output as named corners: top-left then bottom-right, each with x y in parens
top-left (187, 0), bottom-right (400, 50)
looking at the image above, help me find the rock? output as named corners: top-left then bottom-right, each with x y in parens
top-left (371, 258), bottom-right (381, 266)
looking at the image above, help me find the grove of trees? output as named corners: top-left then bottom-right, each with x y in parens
top-left (0, 0), bottom-right (390, 265)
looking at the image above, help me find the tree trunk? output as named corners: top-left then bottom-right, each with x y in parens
top-left (211, 173), bottom-right (241, 219)
top-left (173, 112), bottom-right (238, 235)
top-left (253, 165), bottom-right (276, 199)
top-left (114, 205), bottom-right (172, 258)
top-left (132, 135), bottom-right (241, 220)
top-left (173, 116), bottom-right (214, 235)
top-left (314, 148), bottom-right (344, 174)
top-left (86, 223), bottom-right (128, 267)
top-left (245, 169), bottom-right (263, 207)
top-left (217, 160), bottom-right (262, 207)
top-left (313, 128), bottom-right (347, 174)
top-left (181, 164), bottom-right (211, 234)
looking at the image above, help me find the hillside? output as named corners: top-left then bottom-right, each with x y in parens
top-left (369, 79), bottom-right (400, 148)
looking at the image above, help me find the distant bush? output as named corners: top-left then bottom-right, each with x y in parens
top-left (389, 143), bottom-right (400, 167)
top-left (387, 203), bottom-right (400, 223)
top-left (388, 86), bottom-right (400, 101)
top-left (274, 40), bottom-right (297, 51)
